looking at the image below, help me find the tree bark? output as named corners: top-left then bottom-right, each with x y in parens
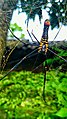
top-left (0, 0), bottom-right (18, 69)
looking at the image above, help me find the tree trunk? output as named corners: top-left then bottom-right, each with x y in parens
top-left (0, 0), bottom-right (18, 69)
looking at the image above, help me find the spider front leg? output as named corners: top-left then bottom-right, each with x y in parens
top-left (27, 26), bottom-right (34, 42)
top-left (31, 30), bottom-right (40, 44)
top-left (26, 19), bottom-right (40, 44)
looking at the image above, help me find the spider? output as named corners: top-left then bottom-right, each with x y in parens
top-left (0, 18), bottom-right (67, 100)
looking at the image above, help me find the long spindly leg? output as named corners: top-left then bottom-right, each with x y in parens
top-left (26, 20), bottom-right (67, 101)
top-left (26, 18), bottom-right (35, 43)
top-left (26, 20), bottom-right (42, 71)
top-left (31, 30), bottom-right (40, 44)
top-left (27, 28), bottom-right (34, 42)
top-left (32, 48), bottom-right (67, 73)
top-left (50, 25), bottom-right (62, 45)
top-left (48, 48), bottom-right (67, 63)
top-left (1, 17), bottom-right (29, 71)
top-left (1, 15), bottom-right (40, 78)
top-left (26, 24), bottom-right (48, 100)
top-left (4, 18), bottom-right (26, 45)
top-left (0, 47), bottom-right (39, 81)
top-left (41, 37), bottom-right (67, 63)
top-left (31, 46), bottom-right (67, 100)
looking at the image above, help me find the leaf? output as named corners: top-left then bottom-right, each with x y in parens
top-left (56, 108), bottom-right (67, 117)
top-left (20, 34), bottom-right (25, 39)
top-left (10, 23), bottom-right (22, 32)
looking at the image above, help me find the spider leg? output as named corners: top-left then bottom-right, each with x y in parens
top-left (26, 17), bottom-right (35, 42)
top-left (5, 19), bottom-right (26, 45)
top-left (0, 47), bottom-right (39, 81)
top-left (26, 20), bottom-right (44, 73)
top-left (32, 52), bottom-right (40, 71)
top-left (32, 47), bottom-right (67, 73)
top-left (1, 18), bottom-right (31, 71)
top-left (27, 28), bottom-right (35, 42)
top-left (42, 56), bottom-right (47, 100)
top-left (30, 30), bottom-right (49, 100)
top-left (50, 25), bottom-right (62, 45)
top-left (48, 48), bottom-right (67, 63)
top-left (31, 30), bottom-right (40, 44)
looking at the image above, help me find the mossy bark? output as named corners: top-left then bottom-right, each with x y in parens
top-left (0, 29), bottom-right (6, 69)
top-left (0, 0), bottom-right (18, 69)
top-left (0, 8), bottom-right (7, 69)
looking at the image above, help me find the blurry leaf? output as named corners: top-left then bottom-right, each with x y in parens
top-left (20, 33), bottom-right (25, 39)
top-left (20, 0), bottom-right (66, 28)
top-left (10, 23), bottom-right (22, 32)
top-left (47, 59), bottom-right (53, 65)
top-left (9, 23), bottom-right (25, 39)
top-left (56, 108), bottom-right (67, 117)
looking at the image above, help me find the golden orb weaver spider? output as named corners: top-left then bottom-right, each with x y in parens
top-left (0, 1), bottom-right (67, 101)
top-left (0, 17), bottom-right (67, 100)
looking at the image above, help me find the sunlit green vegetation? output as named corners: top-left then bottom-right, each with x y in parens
top-left (0, 70), bottom-right (67, 118)
top-left (9, 23), bottom-right (25, 39)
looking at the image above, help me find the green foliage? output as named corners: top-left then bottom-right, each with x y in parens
top-left (44, 47), bottom-right (67, 70)
top-left (51, 47), bottom-right (67, 69)
top-left (20, 0), bottom-right (66, 29)
top-left (0, 70), bottom-right (67, 118)
top-left (9, 23), bottom-right (25, 39)
top-left (10, 23), bottom-right (22, 32)
top-left (47, 1), bottom-right (66, 29)
top-left (20, 0), bottom-right (45, 21)
top-left (56, 108), bottom-right (67, 117)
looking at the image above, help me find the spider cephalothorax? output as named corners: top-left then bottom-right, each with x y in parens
top-left (42, 19), bottom-right (50, 40)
